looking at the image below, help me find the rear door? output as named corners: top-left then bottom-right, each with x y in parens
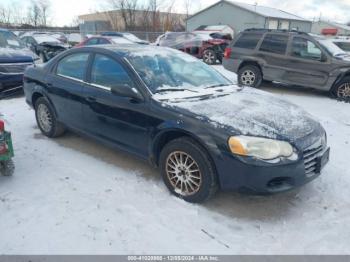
top-left (283, 36), bottom-right (331, 87)
top-left (45, 52), bottom-right (90, 129)
top-left (256, 33), bottom-right (290, 82)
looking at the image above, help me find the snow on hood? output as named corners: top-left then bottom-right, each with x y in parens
top-left (155, 86), bottom-right (319, 141)
top-left (0, 47), bottom-right (37, 62)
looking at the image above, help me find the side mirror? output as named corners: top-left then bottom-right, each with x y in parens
top-left (111, 84), bottom-right (143, 101)
top-left (321, 53), bottom-right (328, 62)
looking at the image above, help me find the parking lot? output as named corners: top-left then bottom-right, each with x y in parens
top-left (0, 66), bottom-right (349, 254)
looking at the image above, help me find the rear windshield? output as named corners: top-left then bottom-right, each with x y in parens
top-left (0, 30), bottom-right (25, 49)
top-left (233, 33), bottom-right (262, 50)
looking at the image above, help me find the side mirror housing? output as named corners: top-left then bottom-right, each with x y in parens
top-left (111, 84), bottom-right (143, 101)
top-left (321, 53), bottom-right (328, 62)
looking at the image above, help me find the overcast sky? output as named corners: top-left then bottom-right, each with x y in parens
top-left (2, 0), bottom-right (349, 26)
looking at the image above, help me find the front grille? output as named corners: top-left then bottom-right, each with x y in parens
top-left (303, 143), bottom-right (324, 176)
top-left (0, 63), bottom-right (33, 74)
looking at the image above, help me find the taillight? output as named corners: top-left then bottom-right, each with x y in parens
top-left (0, 120), bottom-right (4, 132)
top-left (0, 120), bottom-right (6, 154)
top-left (224, 48), bottom-right (232, 59)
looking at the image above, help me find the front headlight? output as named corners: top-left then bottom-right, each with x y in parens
top-left (228, 136), bottom-right (294, 160)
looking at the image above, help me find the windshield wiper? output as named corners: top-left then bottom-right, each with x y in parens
top-left (205, 84), bottom-right (229, 89)
top-left (154, 88), bottom-right (199, 94)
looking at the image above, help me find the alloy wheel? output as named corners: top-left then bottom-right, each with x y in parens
top-left (241, 70), bottom-right (256, 86)
top-left (37, 104), bottom-right (53, 133)
top-left (203, 51), bottom-right (215, 64)
top-left (337, 83), bottom-right (350, 98)
top-left (165, 151), bottom-right (202, 196)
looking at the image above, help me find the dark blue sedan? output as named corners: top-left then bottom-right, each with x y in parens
top-left (23, 45), bottom-right (330, 203)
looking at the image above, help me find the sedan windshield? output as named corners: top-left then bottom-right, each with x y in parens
top-left (0, 31), bottom-right (25, 49)
top-left (126, 48), bottom-right (232, 93)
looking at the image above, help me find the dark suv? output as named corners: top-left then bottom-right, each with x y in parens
top-left (223, 29), bottom-right (350, 101)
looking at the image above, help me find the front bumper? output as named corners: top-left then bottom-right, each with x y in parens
top-left (215, 146), bottom-right (330, 194)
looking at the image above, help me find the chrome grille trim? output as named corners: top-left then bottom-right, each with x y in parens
top-left (303, 140), bottom-right (324, 176)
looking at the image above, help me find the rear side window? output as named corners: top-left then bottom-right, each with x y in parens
top-left (260, 34), bottom-right (289, 55)
top-left (91, 54), bottom-right (132, 88)
top-left (234, 33), bottom-right (262, 50)
top-left (98, 38), bottom-right (110, 45)
top-left (86, 38), bottom-right (99, 45)
top-left (56, 53), bottom-right (89, 80)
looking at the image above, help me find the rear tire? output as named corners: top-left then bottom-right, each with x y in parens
top-left (332, 77), bottom-right (350, 102)
top-left (35, 97), bottom-right (65, 138)
top-left (159, 137), bottom-right (218, 203)
top-left (203, 49), bottom-right (217, 65)
top-left (238, 65), bottom-right (263, 88)
top-left (0, 160), bottom-right (14, 176)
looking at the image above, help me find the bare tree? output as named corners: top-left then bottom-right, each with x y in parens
top-left (0, 4), bottom-right (13, 26)
top-left (183, 0), bottom-right (191, 19)
top-left (26, 0), bottom-right (51, 27)
top-left (107, 0), bottom-right (139, 30)
top-left (38, 0), bottom-right (50, 26)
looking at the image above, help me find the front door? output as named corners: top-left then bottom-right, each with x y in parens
top-left (284, 36), bottom-right (331, 88)
top-left (82, 53), bottom-right (153, 158)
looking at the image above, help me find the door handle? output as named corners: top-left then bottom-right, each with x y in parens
top-left (86, 96), bottom-right (96, 102)
top-left (47, 83), bottom-right (53, 88)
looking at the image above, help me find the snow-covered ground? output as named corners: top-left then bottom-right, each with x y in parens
top-left (0, 66), bottom-right (349, 255)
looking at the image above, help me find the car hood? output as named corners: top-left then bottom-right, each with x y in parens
top-left (156, 86), bottom-right (321, 143)
top-left (0, 47), bottom-right (36, 63)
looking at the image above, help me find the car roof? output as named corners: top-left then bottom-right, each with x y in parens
top-left (77, 44), bottom-right (175, 57)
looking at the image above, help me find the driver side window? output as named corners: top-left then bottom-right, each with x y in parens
top-left (90, 54), bottom-right (133, 88)
top-left (291, 37), bottom-right (323, 61)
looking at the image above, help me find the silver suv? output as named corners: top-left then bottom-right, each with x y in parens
top-left (223, 29), bottom-right (350, 101)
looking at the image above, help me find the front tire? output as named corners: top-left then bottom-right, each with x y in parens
top-left (0, 160), bottom-right (14, 176)
top-left (238, 65), bottom-right (263, 88)
top-left (332, 77), bottom-right (350, 102)
top-left (203, 49), bottom-right (217, 65)
top-left (35, 97), bottom-right (65, 138)
top-left (159, 137), bottom-right (218, 203)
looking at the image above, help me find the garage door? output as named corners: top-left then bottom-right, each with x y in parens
top-left (280, 21), bottom-right (290, 30)
top-left (268, 20), bottom-right (278, 29)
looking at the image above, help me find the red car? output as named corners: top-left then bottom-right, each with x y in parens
top-left (75, 36), bottom-right (134, 47)
top-left (156, 32), bottom-right (232, 65)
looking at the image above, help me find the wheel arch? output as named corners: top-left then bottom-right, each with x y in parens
top-left (31, 90), bottom-right (58, 118)
top-left (331, 70), bottom-right (350, 92)
top-left (238, 60), bottom-right (263, 75)
top-left (151, 129), bottom-right (218, 171)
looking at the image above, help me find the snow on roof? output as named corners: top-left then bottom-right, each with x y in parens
top-left (188, 1), bottom-right (310, 22)
top-left (227, 1), bottom-right (310, 21)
